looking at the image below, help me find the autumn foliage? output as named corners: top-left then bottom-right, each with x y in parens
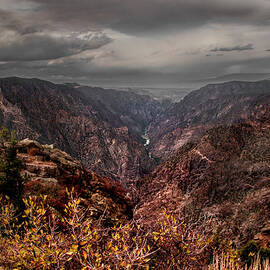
top-left (0, 191), bottom-right (255, 270)
top-left (0, 192), bottom-right (154, 269)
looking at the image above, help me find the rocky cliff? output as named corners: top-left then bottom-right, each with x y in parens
top-left (16, 139), bottom-right (132, 223)
top-left (148, 80), bottom-right (270, 161)
top-left (0, 77), bottom-right (168, 184)
top-left (136, 120), bottom-right (270, 246)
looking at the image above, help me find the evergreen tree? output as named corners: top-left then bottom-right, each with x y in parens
top-left (0, 128), bottom-right (24, 214)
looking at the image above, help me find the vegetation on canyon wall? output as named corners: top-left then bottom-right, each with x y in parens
top-left (1, 77), bottom-right (270, 269)
top-left (0, 128), bottom-right (25, 217)
top-left (0, 130), bottom-right (268, 269)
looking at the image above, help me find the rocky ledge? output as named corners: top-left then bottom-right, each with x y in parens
top-left (16, 139), bottom-right (133, 224)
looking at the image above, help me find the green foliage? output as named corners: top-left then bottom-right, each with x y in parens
top-left (239, 240), bottom-right (258, 266)
top-left (259, 247), bottom-right (270, 261)
top-left (0, 127), bottom-right (24, 212)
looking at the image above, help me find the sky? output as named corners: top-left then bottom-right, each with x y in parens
top-left (0, 0), bottom-right (270, 88)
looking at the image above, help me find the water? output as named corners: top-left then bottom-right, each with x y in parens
top-left (141, 129), bottom-right (150, 147)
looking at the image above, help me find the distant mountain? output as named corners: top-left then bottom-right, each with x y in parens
top-left (148, 80), bottom-right (270, 161)
top-left (136, 79), bottom-right (270, 247)
top-left (0, 77), bottom-right (168, 183)
top-left (203, 73), bottom-right (270, 83)
top-left (77, 85), bottom-right (170, 136)
top-left (115, 86), bottom-right (192, 102)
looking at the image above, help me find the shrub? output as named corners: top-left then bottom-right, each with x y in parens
top-left (0, 192), bottom-right (268, 269)
top-left (239, 240), bottom-right (259, 266)
top-left (0, 191), bottom-right (154, 269)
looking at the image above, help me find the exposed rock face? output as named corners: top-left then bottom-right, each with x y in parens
top-left (254, 225), bottom-right (270, 248)
top-left (17, 139), bottom-right (132, 223)
top-left (77, 86), bottom-right (169, 137)
top-left (135, 121), bottom-right (270, 247)
top-left (0, 77), bottom-right (168, 184)
top-left (148, 80), bottom-right (270, 161)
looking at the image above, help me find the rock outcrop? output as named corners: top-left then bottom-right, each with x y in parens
top-left (16, 139), bottom-right (133, 223)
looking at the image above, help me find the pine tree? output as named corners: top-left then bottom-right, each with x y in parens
top-left (0, 128), bottom-right (24, 214)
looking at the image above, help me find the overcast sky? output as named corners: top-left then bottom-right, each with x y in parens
top-left (0, 0), bottom-right (270, 87)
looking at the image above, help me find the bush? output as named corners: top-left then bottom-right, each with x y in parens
top-left (238, 240), bottom-right (269, 268)
top-left (0, 192), bottom-right (154, 269)
top-left (0, 191), bottom-right (267, 269)
top-left (260, 247), bottom-right (270, 262)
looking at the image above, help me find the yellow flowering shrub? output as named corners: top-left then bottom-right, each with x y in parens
top-left (1, 193), bottom-right (263, 270)
top-left (0, 192), bottom-right (154, 269)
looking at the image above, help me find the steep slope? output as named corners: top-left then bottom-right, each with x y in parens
top-left (148, 80), bottom-right (270, 161)
top-left (135, 119), bottom-right (270, 246)
top-left (0, 77), bottom-right (167, 183)
top-left (16, 139), bottom-right (133, 223)
top-left (77, 86), bottom-right (169, 137)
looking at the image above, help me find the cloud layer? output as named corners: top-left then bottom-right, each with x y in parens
top-left (0, 33), bottom-right (112, 61)
top-left (24, 0), bottom-right (270, 34)
top-left (0, 0), bottom-right (270, 86)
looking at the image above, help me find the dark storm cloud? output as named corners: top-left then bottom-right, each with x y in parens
top-left (210, 44), bottom-right (254, 52)
top-left (0, 33), bottom-right (112, 62)
top-left (205, 54), bottom-right (224, 57)
top-left (27, 0), bottom-right (269, 34)
top-left (1, 0), bottom-right (270, 85)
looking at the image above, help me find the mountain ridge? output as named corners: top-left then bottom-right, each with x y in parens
top-left (0, 76), bottom-right (168, 184)
top-left (136, 121), bottom-right (270, 246)
top-left (148, 79), bottom-right (270, 161)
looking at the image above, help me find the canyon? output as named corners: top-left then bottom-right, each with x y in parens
top-left (0, 77), bottom-right (269, 247)
top-left (0, 77), bottom-right (168, 184)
